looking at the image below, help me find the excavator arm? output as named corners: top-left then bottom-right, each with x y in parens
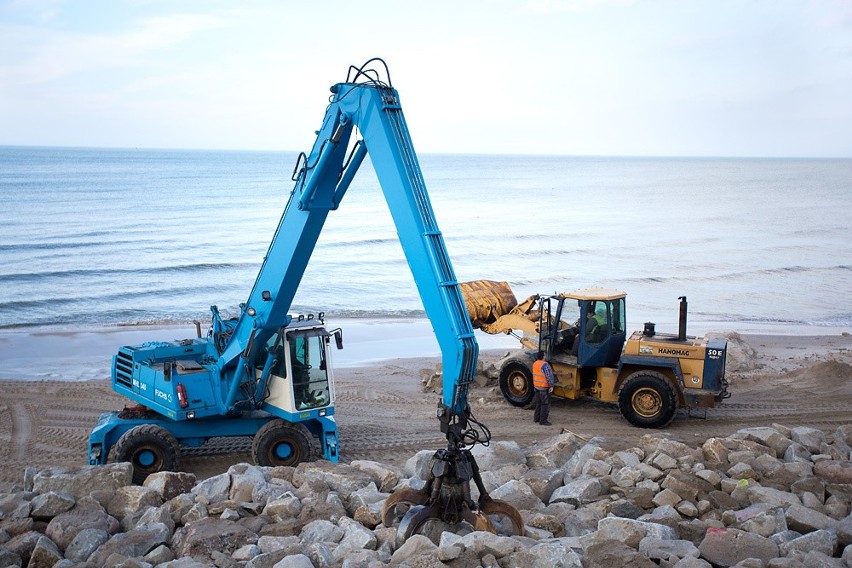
top-left (218, 62), bottom-right (475, 422)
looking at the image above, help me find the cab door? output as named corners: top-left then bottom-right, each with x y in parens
top-left (577, 299), bottom-right (626, 368)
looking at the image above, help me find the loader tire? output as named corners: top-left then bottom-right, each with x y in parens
top-left (618, 371), bottom-right (678, 428)
top-left (252, 419), bottom-right (321, 467)
top-left (112, 424), bottom-right (180, 484)
top-left (499, 361), bottom-right (535, 408)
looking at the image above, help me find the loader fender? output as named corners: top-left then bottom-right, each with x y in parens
top-left (617, 356), bottom-right (684, 402)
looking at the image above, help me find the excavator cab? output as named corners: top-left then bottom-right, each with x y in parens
top-left (260, 320), bottom-right (337, 415)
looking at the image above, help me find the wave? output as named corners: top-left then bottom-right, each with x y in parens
top-left (0, 262), bottom-right (253, 284)
top-left (0, 239), bottom-right (159, 253)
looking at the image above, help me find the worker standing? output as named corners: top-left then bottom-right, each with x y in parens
top-left (532, 352), bottom-right (555, 426)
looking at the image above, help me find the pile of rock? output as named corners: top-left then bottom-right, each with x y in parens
top-left (1, 424), bottom-right (850, 567)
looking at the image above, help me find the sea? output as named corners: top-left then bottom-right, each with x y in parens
top-left (1, 146), bottom-right (851, 345)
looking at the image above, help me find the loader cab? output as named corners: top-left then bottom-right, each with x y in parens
top-left (540, 289), bottom-right (627, 368)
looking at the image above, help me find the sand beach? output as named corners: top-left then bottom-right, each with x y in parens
top-left (0, 324), bottom-right (850, 488)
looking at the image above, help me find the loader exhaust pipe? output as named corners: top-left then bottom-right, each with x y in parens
top-left (678, 296), bottom-right (688, 341)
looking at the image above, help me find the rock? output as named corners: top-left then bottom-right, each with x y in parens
top-left (520, 467), bottom-right (563, 503)
top-left (525, 432), bottom-right (586, 469)
top-left (479, 463), bottom-right (528, 495)
top-left (403, 449), bottom-right (437, 479)
top-left (814, 459), bottom-right (852, 485)
top-left (294, 461), bottom-right (374, 502)
top-left (702, 438), bottom-right (731, 464)
top-left (171, 517), bottom-right (258, 559)
top-left (228, 463), bottom-right (267, 502)
top-left (264, 493), bottom-right (302, 520)
top-left (45, 498), bottom-right (120, 550)
top-left (5, 531), bottom-right (42, 566)
top-left (662, 470), bottom-right (714, 503)
top-left (490, 479), bottom-right (545, 511)
top-left (27, 536), bottom-right (62, 568)
top-left (456, 530), bottom-right (522, 558)
top-left (698, 527), bottom-right (779, 566)
top-left (471, 440), bottom-right (527, 471)
top-left (777, 528), bottom-right (837, 557)
top-left (192, 472), bottom-right (231, 504)
top-left (349, 460), bottom-right (401, 493)
top-left (299, 519), bottom-right (344, 545)
top-left (784, 502), bottom-right (838, 533)
top-left (30, 463), bottom-right (132, 500)
top-left (142, 543), bottom-right (174, 565)
top-left (642, 436), bottom-right (698, 461)
top-left (638, 536), bottom-right (700, 562)
top-left (733, 427), bottom-right (793, 458)
top-left (389, 534), bottom-right (437, 564)
top-left (0, 544), bottom-right (21, 567)
top-left (143, 471), bottom-right (197, 501)
top-left (64, 528), bottom-right (110, 562)
top-left (87, 522), bottom-right (171, 565)
top-left (29, 491), bottom-right (75, 520)
top-left (108, 485), bottom-right (163, 519)
top-left (747, 486), bottom-right (802, 508)
top-left (736, 506), bottom-right (787, 537)
top-left (273, 554), bottom-right (313, 568)
top-left (728, 461), bottom-right (758, 480)
top-left (582, 516), bottom-right (678, 549)
top-left (336, 517), bottom-right (376, 553)
top-left (584, 539), bottom-right (658, 567)
top-left (791, 426), bottom-right (827, 453)
top-left (550, 477), bottom-right (605, 506)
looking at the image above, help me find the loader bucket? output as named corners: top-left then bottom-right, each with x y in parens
top-left (459, 280), bottom-right (518, 327)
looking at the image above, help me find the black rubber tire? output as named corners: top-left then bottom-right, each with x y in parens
top-left (112, 424), bottom-right (180, 484)
top-left (252, 419), bottom-right (322, 467)
top-left (498, 360), bottom-right (535, 408)
top-left (618, 371), bottom-right (678, 428)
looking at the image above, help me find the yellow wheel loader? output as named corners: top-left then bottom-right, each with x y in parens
top-left (461, 281), bottom-right (730, 428)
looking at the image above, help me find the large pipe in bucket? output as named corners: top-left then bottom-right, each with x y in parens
top-left (458, 280), bottom-right (518, 328)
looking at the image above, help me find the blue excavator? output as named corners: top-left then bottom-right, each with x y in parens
top-left (87, 59), bottom-right (523, 539)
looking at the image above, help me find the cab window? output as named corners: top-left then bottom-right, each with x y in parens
top-left (611, 298), bottom-right (626, 334)
top-left (289, 331), bottom-right (331, 410)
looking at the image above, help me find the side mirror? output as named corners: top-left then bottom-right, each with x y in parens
top-left (334, 329), bottom-right (343, 350)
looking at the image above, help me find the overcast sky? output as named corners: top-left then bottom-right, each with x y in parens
top-left (1, 0), bottom-right (850, 157)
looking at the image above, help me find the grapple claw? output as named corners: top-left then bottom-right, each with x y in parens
top-left (381, 447), bottom-right (525, 543)
top-left (478, 494), bottom-right (525, 536)
top-left (380, 486), bottom-right (430, 527)
top-left (397, 501), bottom-right (443, 542)
top-left (462, 508), bottom-right (496, 533)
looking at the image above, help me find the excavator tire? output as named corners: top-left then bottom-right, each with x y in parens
top-left (112, 424), bottom-right (180, 484)
top-left (617, 371), bottom-right (678, 428)
top-left (252, 419), bottom-right (321, 467)
top-left (499, 360), bottom-right (535, 408)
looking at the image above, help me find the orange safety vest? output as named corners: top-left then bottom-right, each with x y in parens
top-left (532, 360), bottom-right (551, 389)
